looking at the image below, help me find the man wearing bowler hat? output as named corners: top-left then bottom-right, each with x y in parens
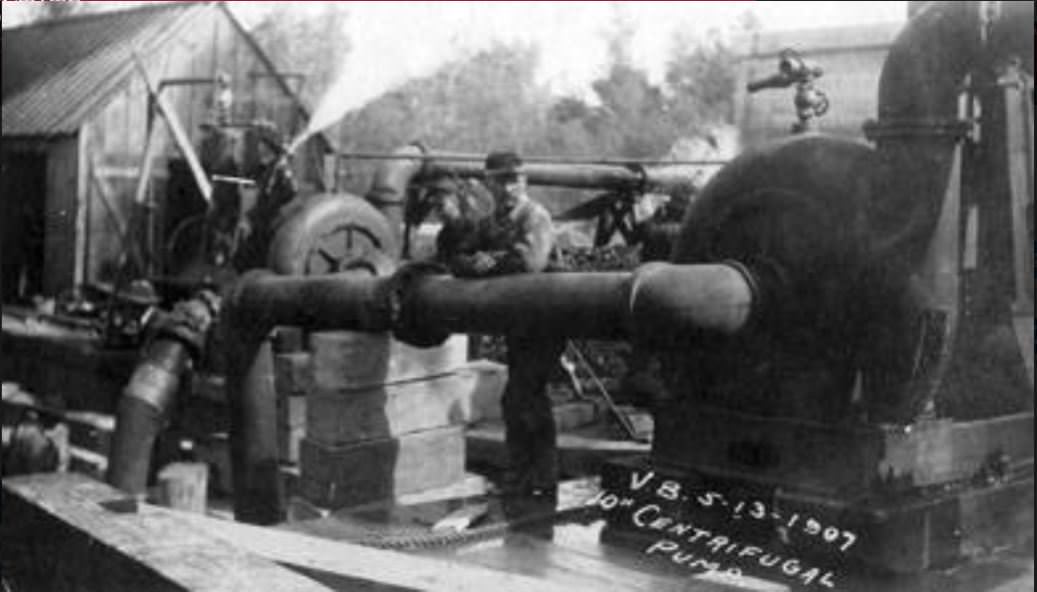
top-left (443, 150), bottom-right (563, 498)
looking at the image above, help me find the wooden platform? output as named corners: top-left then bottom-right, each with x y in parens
top-left (1, 473), bottom-right (330, 591)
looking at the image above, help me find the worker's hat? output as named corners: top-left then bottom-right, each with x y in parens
top-left (250, 119), bottom-right (285, 154)
top-left (484, 151), bottom-right (524, 178)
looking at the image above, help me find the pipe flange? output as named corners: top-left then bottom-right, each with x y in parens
top-left (151, 290), bottom-right (220, 358)
top-left (386, 262), bottom-right (451, 348)
top-left (862, 118), bottom-right (974, 141)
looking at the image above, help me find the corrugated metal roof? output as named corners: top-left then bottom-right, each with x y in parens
top-left (2, 3), bottom-right (208, 137)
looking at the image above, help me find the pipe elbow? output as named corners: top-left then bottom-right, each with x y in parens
top-left (628, 262), bottom-right (755, 347)
top-left (221, 270), bottom-right (275, 338)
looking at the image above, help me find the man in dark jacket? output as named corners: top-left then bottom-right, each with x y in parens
top-left (438, 151), bottom-right (563, 498)
top-left (234, 120), bottom-right (297, 270)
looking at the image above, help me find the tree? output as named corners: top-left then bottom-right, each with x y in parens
top-left (541, 9), bottom-right (740, 160)
top-left (331, 15), bottom-right (743, 207)
top-left (337, 43), bottom-right (551, 154)
top-left (249, 4), bottom-right (351, 108)
top-left (664, 28), bottom-right (738, 127)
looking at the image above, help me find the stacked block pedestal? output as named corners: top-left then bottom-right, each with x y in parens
top-left (297, 331), bottom-right (472, 509)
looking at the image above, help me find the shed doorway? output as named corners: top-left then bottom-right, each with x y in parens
top-left (1, 153), bottom-right (47, 303)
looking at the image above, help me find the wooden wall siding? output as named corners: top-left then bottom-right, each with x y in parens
top-left (80, 9), bottom-right (327, 286)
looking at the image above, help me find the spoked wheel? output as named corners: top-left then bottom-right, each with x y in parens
top-left (268, 194), bottom-right (398, 277)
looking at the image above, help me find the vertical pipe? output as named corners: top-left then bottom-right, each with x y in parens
top-left (226, 328), bottom-right (283, 524)
top-left (107, 339), bottom-right (190, 494)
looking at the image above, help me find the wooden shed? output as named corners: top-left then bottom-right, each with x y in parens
top-left (1, 3), bottom-right (333, 301)
top-left (733, 21), bottom-right (902, 148)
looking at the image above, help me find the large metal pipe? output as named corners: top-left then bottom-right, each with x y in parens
top-left (223, 262), bottom-right (754, 523)
top-left (107, 339), bottom-right (190, 494)
top-left (864, 0), bottom-right (981, 262)
top-left (861, 0), bottom-right (1034, 416)
top-left (107, 293), bottom-right (217, 495)
top-left (364, 146), bottom-right (706, 218)
top-left (418, 151), bottom-right (701, 194)
top-left (226, 264), bottom-right (752, 342)
top-left (222, 1), bottom-right (1035, 522)
top-left (866, 0), bottom-right (1031, 262)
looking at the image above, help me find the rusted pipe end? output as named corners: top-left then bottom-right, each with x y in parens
top-left (628, 263), bottom-right (754, 347)
top-left (107, 338), bottom-right (191, 494)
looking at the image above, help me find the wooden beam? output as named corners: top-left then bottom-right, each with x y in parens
top-left (2, 473), bottom-right (331, 592)
top-left (132, 54), bottom-right (212, 204)
top-left (74, 126), bottom-right (90, 287)
top-left (88, 154), bottom-right (147, 274)
top-left (161, 504), bottom-right (606, 592)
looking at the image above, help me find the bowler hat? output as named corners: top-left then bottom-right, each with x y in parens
top-left (484, 151), bottom-right (523, 176)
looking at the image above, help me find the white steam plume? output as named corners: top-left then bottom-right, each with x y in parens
top-left (287, 3), bottom-right (478, 154)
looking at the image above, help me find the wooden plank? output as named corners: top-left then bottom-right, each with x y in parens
top-left (453, 527), bottom-right (780, 592)
top-left (75, 124), bottom-right (90, 287)
top-left (299, 426), bottom-right (465, 509)
top-left (159, 504), bottom-right (602, 592)
top-left (88, 153), bottom-right (148, 276)
top-left (306, 373), bottom-right (473, 445)
top-left (1, 473), bottom-right (331, 592)
top-left (600, 456), bottom-right (1034, 576)
top-left (132, 55), bottom-right (212, 203)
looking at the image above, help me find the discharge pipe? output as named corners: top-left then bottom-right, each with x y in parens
top-left (861, 0), bottom-right (1034, 415)
top-left (866, 0), bottom-right (1031, 262)
top-left (363, 147), bottom-right (706, 227)
top-left (223, 262), bottom-right (754, 524)
top-left (107, 292), bottom-right (219, 495)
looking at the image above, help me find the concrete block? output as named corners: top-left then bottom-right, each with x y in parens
top-left (307, 372), bottom-right (472, 445)
top-left (309, 331), bottom-right (468, 391)
top-left (309, 332), bottom-right (391, 391)
top-left (299, 426), bottom-right (464, 509)
top-left (289, 473), bottom-right (488, 519)
top-left (453, 359), bottom-right (507, 423)
top-left (395, 472), bottom-right (488, 506)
